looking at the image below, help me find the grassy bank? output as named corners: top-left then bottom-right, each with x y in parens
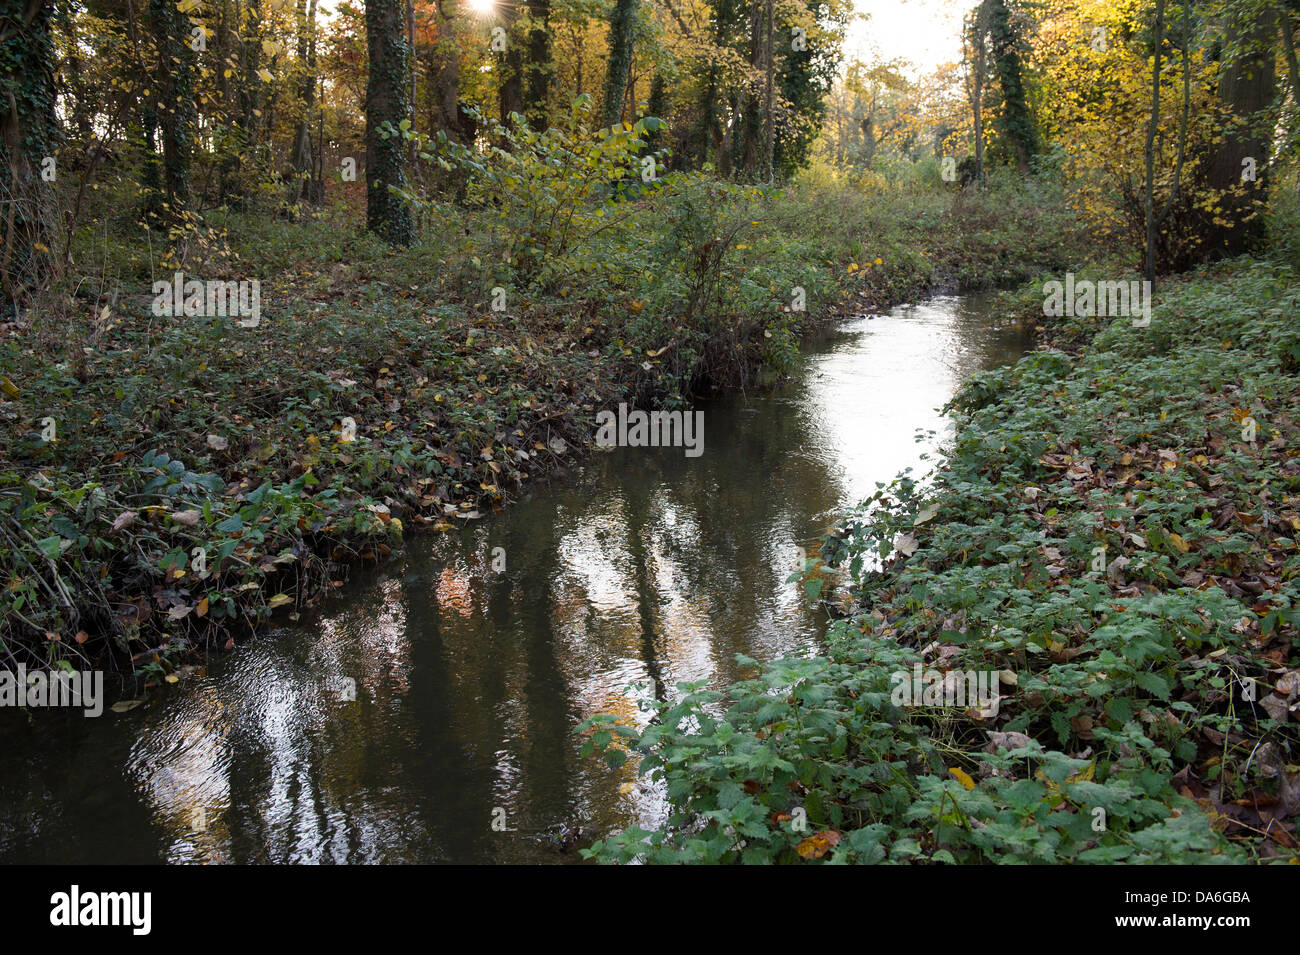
top-left (0, 172), bottom-right (1083, 683)
top-left (580, 255), bottom-right (1300, 864)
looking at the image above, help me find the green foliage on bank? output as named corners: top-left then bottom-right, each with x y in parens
top-left (581, 257), bottom-right (1300, 864)
top-left (1, 168), bottom-right (1084, 677)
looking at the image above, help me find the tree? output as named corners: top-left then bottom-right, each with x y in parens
top-left (288, 0), bottom-right (321, 207)
top-left (985, 0), bottom-right (1036, 172)
top-left (425, 0), bottom-right (473, 144)
top-left (1, 0), bottom-right (60, 299)
top-left (1202, 0), bottom-right (1276, 258)
top-left (366, 0), bottom-right (415, 244)
top-left (963, 2), bottom-right (990, 183)
top-left (523, 0), bottom-right (552, 130)
top-left (498, 3), bottom-right (524, 126)
top-left (601, 0), bottom-right (638, 127)
top-left (1143, 0), bottom-right (1192, 285)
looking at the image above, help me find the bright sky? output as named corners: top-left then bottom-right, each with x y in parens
top-left (846, 0), bottom-right (979, 77)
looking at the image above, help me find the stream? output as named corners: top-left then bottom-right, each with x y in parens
top-left (0, 293), bottom-right (1033, 864)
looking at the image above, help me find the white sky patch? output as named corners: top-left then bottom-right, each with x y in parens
top-left (845, 0), bottom-right (980, 77)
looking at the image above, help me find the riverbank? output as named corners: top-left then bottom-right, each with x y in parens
top-left (0, 172), bottom-right (1084, 681)
top-left (581, 254), bottom-right (1300, 864)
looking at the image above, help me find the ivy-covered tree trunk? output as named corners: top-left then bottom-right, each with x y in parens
top-left (601, 0), bottom-right (638, 127)
top-left (148, 0), bottom-right (196, 232)
top-left (1203, 4), bottom-right (1277, 258)
top-left (365, 0), bottom-right (413, 245)
top-left (523, 0), bottom-right (551, 131)
top-left (986, 0), bottom-right (1035, 173)
top-left (1, 0), bottom-right (60, 299)
top-left (646, 72), bottom-right (666, 154)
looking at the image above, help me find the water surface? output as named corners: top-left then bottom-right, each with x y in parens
top-left (0, 294), bottom-right (1032, 864)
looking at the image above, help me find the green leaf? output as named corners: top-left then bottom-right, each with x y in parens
top-left (36, 535), bottom-right (64, 559)
top-left (216, 513), bottom-right (244, 534)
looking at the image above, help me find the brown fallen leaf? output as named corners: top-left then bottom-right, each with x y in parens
top-left (795, 830), bottom-right (842, 860)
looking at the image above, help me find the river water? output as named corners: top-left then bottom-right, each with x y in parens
top-left (0, 294), bottom-right (1032, 864)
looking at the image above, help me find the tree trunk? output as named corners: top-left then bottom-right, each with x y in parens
top-left (601, 0), bottom-right (638, 127)
top-left (1203, 4), bottom-right (1276, 258)
top-left (987, 0), bottom-right (1033, 173)
top-left (762, 0), bottom-right (774, 181)
top-left (288, 0), bottom-right (319, 207)
top-left (523, 0), bottom-right (551, 130)
top-left (365, 0), bottom-right (414, 245)
top-left (0, 0), bottom-right (59, 299)
top-left (498, 4), bottom-right (524, 128)
top-left (428, 0), bottom-right (469, 141)
top-left (964, 4), bottom-right (988, 183)
top-left (1143, 0), bottom-right (1166, 285)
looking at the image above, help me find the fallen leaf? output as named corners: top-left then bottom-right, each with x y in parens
top-left (111, 511), bottom-right (138, 533)
top-left (894, 532), bottom-right (919, 557)
top-left (795, 830), bottom-right (842, 859)
top-left (949, 767), bottom-right (976, 790)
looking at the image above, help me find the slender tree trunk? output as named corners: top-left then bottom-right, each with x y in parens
top-left (365, 0), bottom-right (414, 245)
top-left (601, 0), bottom-right (638, 127)
top-left (151, 0), bottom-right (195, 226)
top-left (523, 0), bottom-right (551, 130)
top-left (1143, 0), bottom-right (1165, 285)
top-left (288, 0), bottom-right (319, 207)
top-left (762, 0), bottom-right (774, 181)
top-left (408, 0), bottom-right (417, 161)
top-left (964, 4), bottom-right (988, 183)
top-left (734, 0), bottom-right (764, 179)
top-left (1280, 9), bottom-right (1300, 110)
top-left (498, 4), bottom-right (523, 127)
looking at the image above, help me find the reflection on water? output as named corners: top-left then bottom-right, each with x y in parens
top-left (0, 294), bottom-right (1033, 864)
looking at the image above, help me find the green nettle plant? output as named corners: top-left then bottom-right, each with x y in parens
top-left (392, 95), bottom-right (670, 284)
top-left (579, 259), bottom-right (1300, 865)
